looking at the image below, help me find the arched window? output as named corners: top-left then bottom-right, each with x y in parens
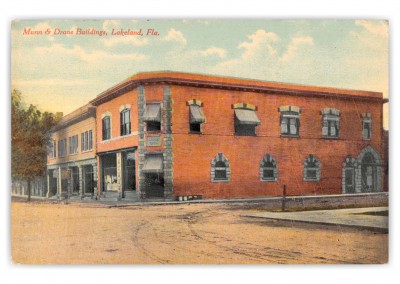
top-left (303, 154), bottom-right (320, 181)
top-left (120, 108), bottom-right (131, 136)
top-left (211, 153), bottom-right (230, 182)
top-left (260, 154), bottom-right (278, 181)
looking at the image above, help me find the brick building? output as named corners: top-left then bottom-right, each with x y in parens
top-left (48, 71), bottom-right (388, 201)
top-left (46, 104), bottom-right (97, 199)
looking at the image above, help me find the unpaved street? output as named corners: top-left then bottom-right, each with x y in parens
top-left (11, 201), bottom-right (388, 264)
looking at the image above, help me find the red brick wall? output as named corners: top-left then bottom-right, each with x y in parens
top-left (170, 85), bottom-right (384, 198)
top-left (95, 89), bottom-right (139, 153)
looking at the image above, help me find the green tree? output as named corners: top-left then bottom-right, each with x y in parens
top-left (11, 89), bottom-right (61, 201)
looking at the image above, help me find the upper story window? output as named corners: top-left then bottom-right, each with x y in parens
top-left (322, 108), bottom-right (340, 138)
top-left (102, 116), bottom-right (111, 140)
top-left (362, 113), bottom-right (372, 140)
top-left (68, 135), bottom-right (78, 155)
top-left (81, 130), bottom-right (93, 151)
top-left (279, 106), bottom-right (300, 137)
top-left (53, 140), bottom-right (57, 158)
top-left (260, 154), bottom-right (278, 182)
top-left (232, 103), bottom-right (260, 136)
top-left (58, 139), bottom-right (67, 158)
top-left (120, 108), bottom-right (131, 136)
top-left (211, 152), bottom-right (231, 182)
top-left (303, 154), bottom-right (321, 181)
top-left (143, 103), bottom-right (161, 132)
top-left (48, 139), bottom-right (56, 158)
top-left (187, 99), bottom-right (205, 134)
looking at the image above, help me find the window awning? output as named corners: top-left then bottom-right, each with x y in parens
top-left (190, 105), bottom-right (205, 124)
top-left (143, 104), bottom-right (161, 122)
top-left (234, 109), bottom-right (260, 125)
top-left (142, 155), bottom-right (163, 173)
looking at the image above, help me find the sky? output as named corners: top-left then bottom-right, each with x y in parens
top-left (11, 19), bottom-right (389, 129)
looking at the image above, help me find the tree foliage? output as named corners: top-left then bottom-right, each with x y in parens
top-left (11, 89), bottom-right (61, 180)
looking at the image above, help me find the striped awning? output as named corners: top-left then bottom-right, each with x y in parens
top-left (190, 105), bottom-right (205, 124)
top-left (143, 104), bottom-right (161, 122)
top-left (142, 155), bottom-right (163, 173)
top-left (234, 109), bottom-right (260, 125)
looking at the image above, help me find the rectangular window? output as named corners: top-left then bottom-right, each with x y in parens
top-left (147, 121), bottom-right (161, 132)
top-left (190, 123), bottom-right (201, 133)
top-left (215, 168), bottom-right (227, 180)
top-left (85, 131), bottom-right (89, 150)
top-left (81, 133), bottom-right (84, 151)
top-left (306, 169), bottom-right (317, 179)
top-left (120, 109), bottom-right (131, 136)
top-left (58, 139), bottom-right (67, 157)
top-left (68, 135), bottom-right (78, 154)
top-left (88, 130), bottom-right (93, 150)
top-left (363, 121), bottom-right (371, 140)
top-left (81, 130), bottom-right (93, 151)
top-left (102, 117), bottom-right (111, 140)
top-left (289, 118), bottom-right (297, 135)
top-left (53, 140), bottom-right (56, 158)
top-left (263, 169), bottom-right (275, 179)
top-left (322, 115), bottom-right (339, 138)
top-left (143, 103), bottom-right (161, 132)
top-left (281, 115), bottom-right (299, 136)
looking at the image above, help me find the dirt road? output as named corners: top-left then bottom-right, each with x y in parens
top-left (11, 201), bottom-right (388, 264)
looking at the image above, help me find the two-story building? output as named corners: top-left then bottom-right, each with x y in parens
top-left (46, 104), bottom-right (97, 199)
top-left (86, 71), bottom-right (387, 201)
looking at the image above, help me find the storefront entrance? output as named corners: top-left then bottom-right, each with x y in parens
top-left (361, 153), bottom-right (378, 192)
top-left (83, 165), bottom-right (95, 195)
top-left (101, 154), bottom-right (118, 192)
top-left (122, 151), bottom-right (136, 197)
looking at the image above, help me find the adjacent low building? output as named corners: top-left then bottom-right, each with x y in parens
top-left (46, 104), bottom-right (97, 199)
top-left (47, 71), bottom-right (388, 201)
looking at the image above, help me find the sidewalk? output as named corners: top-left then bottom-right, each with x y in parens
top-left (243, 207), bottom-right (389, 232)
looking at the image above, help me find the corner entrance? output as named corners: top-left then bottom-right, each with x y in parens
top-left (361, 153), bottom-right (378, 192)
top-left (142, 154), bottom-right (164, 198)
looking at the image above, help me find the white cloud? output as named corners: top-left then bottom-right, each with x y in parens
top-left (280, 36), bottom-right (314, 62)
top-left (238, 29), bottom-right (279, 59)
top-left (163, 28), bottom-right (187, 45)
top-left (35, 44), bottom-right (146, 63)
top-left (197, 46), bottom-right (226, 58)
top-left (355, 20), bottom-right (388, 38)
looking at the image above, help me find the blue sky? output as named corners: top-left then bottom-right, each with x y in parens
top-left (11, 19), bottom-right (388, 128)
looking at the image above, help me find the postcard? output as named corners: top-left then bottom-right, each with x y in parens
top-left (11, 19), bottom-right (388, 264)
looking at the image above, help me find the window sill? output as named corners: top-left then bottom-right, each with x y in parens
top-left (211, 179), bottom-right (230, 183)
top-left (322, 136), bottom-right (339, 139)
top-left (304, 179), bottom-right (320, 182)
top-left (189, 131), bottom-right (202, 135)
top-left (81, 149), bottom-right (93, 153)
top-left (68, 153), bottom-right (79, 156)
top-left (260, 178), bottom-right (278, 182)
top-left (280, 134), bottom-right (300, 138)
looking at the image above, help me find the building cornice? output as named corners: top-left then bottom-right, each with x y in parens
top-left (90, 72), bottom-right (387, 106)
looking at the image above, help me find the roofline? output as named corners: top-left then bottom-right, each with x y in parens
top-left (51, 104), bottom-right (96, 132)
top-left (90, 72), bottom-right (385, 106)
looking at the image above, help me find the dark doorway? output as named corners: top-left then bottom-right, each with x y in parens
top-left (49, 169), bottom-right (58, 196)
top-left (145, 173), bottom-right (164, 198)
top-left (345, 168), bottom-right (355, 193)
top-left (83, 165), bottom-right (95, 195)
top-left (361, 153), bottom-right (377, 192)
top-left (101, 154), bottom-right (117, 192)
top-left (122, 151), bottom-right (136, 197)
top-left (71, 167), bottom-right (79, 194)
